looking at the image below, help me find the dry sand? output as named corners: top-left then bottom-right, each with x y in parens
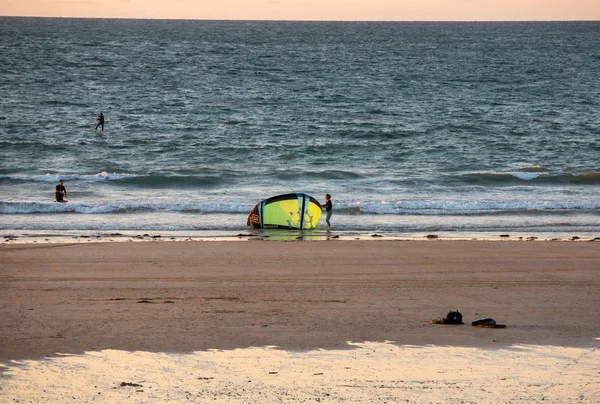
top-left (0, 240), bottom-right (599, 402)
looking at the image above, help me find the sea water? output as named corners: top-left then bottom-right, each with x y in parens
top-left (1, 18), bottom-right (599, 240)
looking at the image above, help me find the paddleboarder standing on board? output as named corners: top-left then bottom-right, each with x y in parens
top-left (95, 112), bottom-right (104, 133)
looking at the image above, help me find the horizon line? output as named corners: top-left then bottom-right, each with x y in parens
top-left (1, 15), bottom-right (600, 23)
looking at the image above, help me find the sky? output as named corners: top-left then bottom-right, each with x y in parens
top-left (1, 0), bottom-right (600, 21)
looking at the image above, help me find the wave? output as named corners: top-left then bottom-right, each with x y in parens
top-left (0, 201), bottom-right (251, 215)
top-left (3, 168), bottom-right (599, 188)
top-left (455, 170), bottom-right (600, 185)
top-left (274, 169), bottom-right (365, 181)
top-left (0, 172), bottom-right (238, 188)
top-left (116, 174), bottom-right (237, 188)
top-left (2, 199), bottom-right (598, 216)
top-left (518, 165), bottom-right (549, 173)
top-left (336, 198), bottom-right (600, 216)
top-left (0, 172), bottom-right (137, 183)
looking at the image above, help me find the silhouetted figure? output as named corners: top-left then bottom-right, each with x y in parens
top-left (55, 179), bottom-right (67, 202)
top-left (96, 112), bottom-right (104, 132)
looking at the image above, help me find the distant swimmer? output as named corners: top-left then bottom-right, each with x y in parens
top-left (323, 193), bottom-right (332, 227)
top-left (95, 112), bottom-right (104, 133)
top-left (55, 179), bottom-right (68, 203)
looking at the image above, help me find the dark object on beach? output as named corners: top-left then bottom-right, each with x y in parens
top-left (571, 236), bottom-right (580, 241)
top-left (500, 234), bottom-right (510, 238)
top-left (444, 310), bottom-right (463, 324)
top-left (120, 382), bottom-right (143, 387)
top-left (431, 310), bottom-right (463, 324)
top-left (471, 318), bottom-right (506, 328)
top-left (426, 234), bottom-right (438, 239)
top-left (371, 234), bottom-right (383, 237)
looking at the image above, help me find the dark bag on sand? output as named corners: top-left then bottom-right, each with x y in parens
top-left (444, 310), bottom-right (463, 324)
top-left (471, 318), bottom-right (507, 328)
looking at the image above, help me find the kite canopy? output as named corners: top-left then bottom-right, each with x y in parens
top-left (247, 193), bottom-right (322, 229)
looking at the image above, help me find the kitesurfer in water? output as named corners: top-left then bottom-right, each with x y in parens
top-left (55, 179), bottom-right (68, 203)
top-left (323, 194), bottom-right (332, 227)
top-left (95, 112), bottom-right (104, 132)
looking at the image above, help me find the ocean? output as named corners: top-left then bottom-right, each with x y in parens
top-left (1, 18), bottom-right (599, 241)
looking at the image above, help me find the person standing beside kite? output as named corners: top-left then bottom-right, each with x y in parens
top-left (323, 193), bottom-right (333, 227)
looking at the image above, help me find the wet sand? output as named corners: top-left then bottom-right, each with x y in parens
top-left (1, 239), bottom-right (598, 361)
top-left (1, 239), bottom-right (599, 402)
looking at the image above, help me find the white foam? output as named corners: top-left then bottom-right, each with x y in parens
top-left (0, 200), bottom-right (252, 215)
top-left (509, 171), bottom-right (543, 180)
top-left (0, 172), bottom-right (138, 182)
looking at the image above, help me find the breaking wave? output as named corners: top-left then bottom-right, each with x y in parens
top-left (0, 201), bottom-right (250, 215)
top-left (455, 170), bottom-right (600, 185)
top-left (0, 172), bottom-right (137, 183)
top-left (3, 199), bottom-right (598, 216)
top-left (0, 172), bottom-right (238, 188)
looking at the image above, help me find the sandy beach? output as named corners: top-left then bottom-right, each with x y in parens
top-left (1, 239), bottom-right (599, 402)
